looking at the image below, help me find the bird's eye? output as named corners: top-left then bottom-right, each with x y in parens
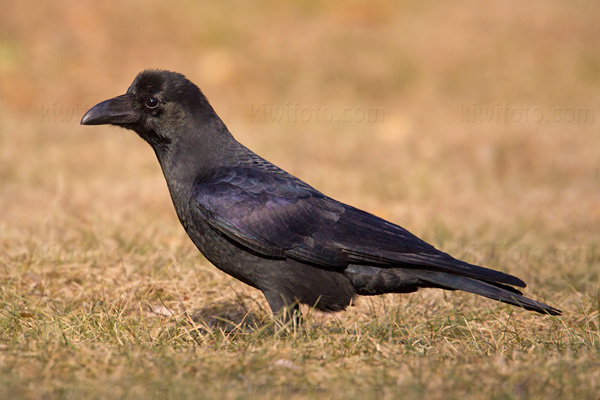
top-left (146, 97), bottom-right (159, 109)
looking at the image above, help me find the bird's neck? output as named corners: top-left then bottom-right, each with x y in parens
top-left (153, 119), bottom-right (241, 219)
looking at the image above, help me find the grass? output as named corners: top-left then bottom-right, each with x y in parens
top-left (1, 0), bottom-right (599, 399)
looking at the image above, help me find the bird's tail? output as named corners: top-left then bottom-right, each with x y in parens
top-left (412, 269), bottom-right (561, 315)
top-left (346, 265), bottom-right (561, 315)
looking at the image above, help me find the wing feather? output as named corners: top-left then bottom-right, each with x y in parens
top-left (191, 166), bottom-right (525, 287)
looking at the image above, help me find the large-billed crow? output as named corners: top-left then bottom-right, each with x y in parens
top-left (81, 70), bottom-right (560, 322)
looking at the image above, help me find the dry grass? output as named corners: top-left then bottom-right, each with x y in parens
top-left (1, 1), bottom-right (599, 399)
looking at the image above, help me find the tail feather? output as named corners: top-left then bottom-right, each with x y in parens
top-left (414, 270), bottom-right (561, 315)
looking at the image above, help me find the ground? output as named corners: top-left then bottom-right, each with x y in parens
top-left (0, 1), bottom-right (598, 399)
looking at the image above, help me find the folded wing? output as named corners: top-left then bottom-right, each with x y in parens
top-left (191, 165), bottom-right (526, 288)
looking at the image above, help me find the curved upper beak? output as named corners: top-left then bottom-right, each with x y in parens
top-left (81, 93), bottom-right (140, 125)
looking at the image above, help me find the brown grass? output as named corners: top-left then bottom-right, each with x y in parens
top-left (1, 0), bottom-right (599, 399)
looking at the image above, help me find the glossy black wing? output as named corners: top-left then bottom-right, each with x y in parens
top-left (191, 165), bottom-right (525, 287)
top-left (192, 165), bottom-right (350, 266)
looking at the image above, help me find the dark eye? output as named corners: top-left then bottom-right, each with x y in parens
top-left (146, 97), bottom-right (159, 109)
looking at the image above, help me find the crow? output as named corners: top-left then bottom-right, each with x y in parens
top-left (81, 69), bottom-right (560, 322)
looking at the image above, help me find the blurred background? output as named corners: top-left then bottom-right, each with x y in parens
top-left (1, 0), bottom-right (599, 301)
top-left (0, 2), bottom-right (599, 397)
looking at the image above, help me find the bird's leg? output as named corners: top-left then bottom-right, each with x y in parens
top-left (263, 290), bottom-right (303, 328)
top-left (281, 303), bottom-right (302, 328)
top-left (270, 303), bottom-right (303, 332)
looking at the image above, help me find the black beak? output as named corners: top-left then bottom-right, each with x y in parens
top-left (81, 93), bottom-right (140, 125)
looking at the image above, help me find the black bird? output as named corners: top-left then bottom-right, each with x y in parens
top-left (81, 70), bottom-right (560, 321)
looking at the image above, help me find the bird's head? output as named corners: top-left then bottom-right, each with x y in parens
top-left (81, 70), bottom-right (223, 152)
